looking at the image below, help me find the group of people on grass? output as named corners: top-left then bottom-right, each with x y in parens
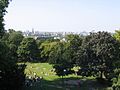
top-left (25, 72), bottom-right (43, 87)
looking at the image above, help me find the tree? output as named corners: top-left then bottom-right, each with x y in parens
top-left (48, 41), bottom-right (74, 77)
top-left (0, 1), bottom-right (26, 89)
top-left (0, 0), bottom-right (10, 38)
top-left (49, 42), bottom-right (65, 64)
top-left (17, 37), bottom-right (40, 62)
top-left (8, 29), bottom-right (24, 46)
top-left (40, 41), bottom-right (58, 62)
top-left (65, 34), bottom-right (83, 64)
top-left (76, 32), bottom-right (120, 80)
top-left (0, 40), bottom-right (26, 90)
top-left (2, 29), bottom-right (24, 60)
top-left (48, 34), bottom-right (83, 77)
top-left (112, 30), bottom-right (120, 88)
top-left (8, 29), bottom-right (24, 58)
top-left (114, 30), bottom-right (120, 41)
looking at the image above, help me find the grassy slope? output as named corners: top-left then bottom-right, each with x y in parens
top-left (23, 63), bottom-right (112, 90)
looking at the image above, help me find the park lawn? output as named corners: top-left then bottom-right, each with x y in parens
top-left (24, 62), bottom-right (58, 80)
top-left (22, 62), bottom-right (112, 90)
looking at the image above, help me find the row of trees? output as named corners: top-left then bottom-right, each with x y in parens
top-left (14, 30), bottom-right (120, 84)
top-left (5, 29), bottom-right (120, 83)
top-left (43, 31), bottom-right (120, 89)
top-left (2, 26), bottom-right (120, 88)
top-left (37, 31), bottom-right (120, 87)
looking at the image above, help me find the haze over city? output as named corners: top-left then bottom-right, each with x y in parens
top-left (4, 0), bottom-right (120, 32)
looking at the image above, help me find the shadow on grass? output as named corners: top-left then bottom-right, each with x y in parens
top-left (22, 76), bottom-right (112, 90)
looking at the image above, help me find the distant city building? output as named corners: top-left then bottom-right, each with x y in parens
top-left (22, 29), bottom-right (89, 39)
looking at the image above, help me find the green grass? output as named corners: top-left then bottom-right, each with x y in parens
top-left (22, 62), bottom-right (113, 90)
top-left (24, 62), bottom-right (57, 80)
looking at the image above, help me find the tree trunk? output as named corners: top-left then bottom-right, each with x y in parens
top-left (100, 71), bottom-right (103, 79)
top-left (100, 71), bottom-right (106, 79)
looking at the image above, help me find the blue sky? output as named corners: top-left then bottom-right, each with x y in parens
top-left (4, 0), bottom-right (120, 32)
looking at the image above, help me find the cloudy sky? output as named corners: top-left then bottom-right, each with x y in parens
top-left (4, 0), bottom-right (120, 32)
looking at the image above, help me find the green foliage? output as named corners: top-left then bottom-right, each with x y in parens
top-left (0, 29), bottom-right (26, 90)
top-left (0, 63), bottom-right (26, 90)
top-left (49, 42), bottom-right (66, 64)
top-left (0, 1), bottom-right (26, 90)
top-left (65, 34), bottom-right (83, 50)
top-left (0, 40), bottom-right (26, 90)
top-left (8, 29), bottom-right (24, 46)
top-left (76, 32), bottom-right (120, 80)
top-left (2, 29), bottom-right (24, 60)
top-left (53, 64), bottom-right (75, 77)
top-left (65, 34), bottom-right (83, 64)
top-left (113, 30), bottom-right (120, 41)
top-left (112, 74), bottom-right (120, 90)
top-left (49, 34), bottom-right (83, 66)
top-left (0, 0), bottom-right (10, 38)
top-left (40, 41), bottom-right (58, 62)
top-left (48, 34), bottom-right (83, 77)
top-left (0, 40), bottom-right (12, 66)
top-left (17, 38), bottom-right (40, 62)
top-left (48, 42), bottom-right (73, 76)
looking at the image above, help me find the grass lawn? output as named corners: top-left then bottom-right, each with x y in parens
top-left (22, 62), bottom-right (112, 90)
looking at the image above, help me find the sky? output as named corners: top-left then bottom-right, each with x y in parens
top-left (4, 0), bottom-right (120, 32)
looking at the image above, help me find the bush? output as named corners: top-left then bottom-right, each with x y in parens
top-left (112, 74), bottom-right (120, 90)
top-left (0, 64), bottom-right (26, 90)
top-left (53, 65), bottom-right (74, 77)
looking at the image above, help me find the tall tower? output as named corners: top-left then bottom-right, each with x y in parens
top-left (32, 28), bottom-right (35, 34)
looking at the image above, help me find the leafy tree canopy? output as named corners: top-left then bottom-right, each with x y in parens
top-left (0, 0), bottom-right (10, 37)
top-left (113, 30), bottom-right (120, 41)
top-left (17, 37), bottom-right (40, 62)
top-left (76, 31), bottom-right (120, 80)
top-left (40, 41), bottom-right (58, 62)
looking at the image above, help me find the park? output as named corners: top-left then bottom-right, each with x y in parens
top-left (0, 0), bottom-right (120, 90)
top-left (22, 63), bottom-right (113, 90)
